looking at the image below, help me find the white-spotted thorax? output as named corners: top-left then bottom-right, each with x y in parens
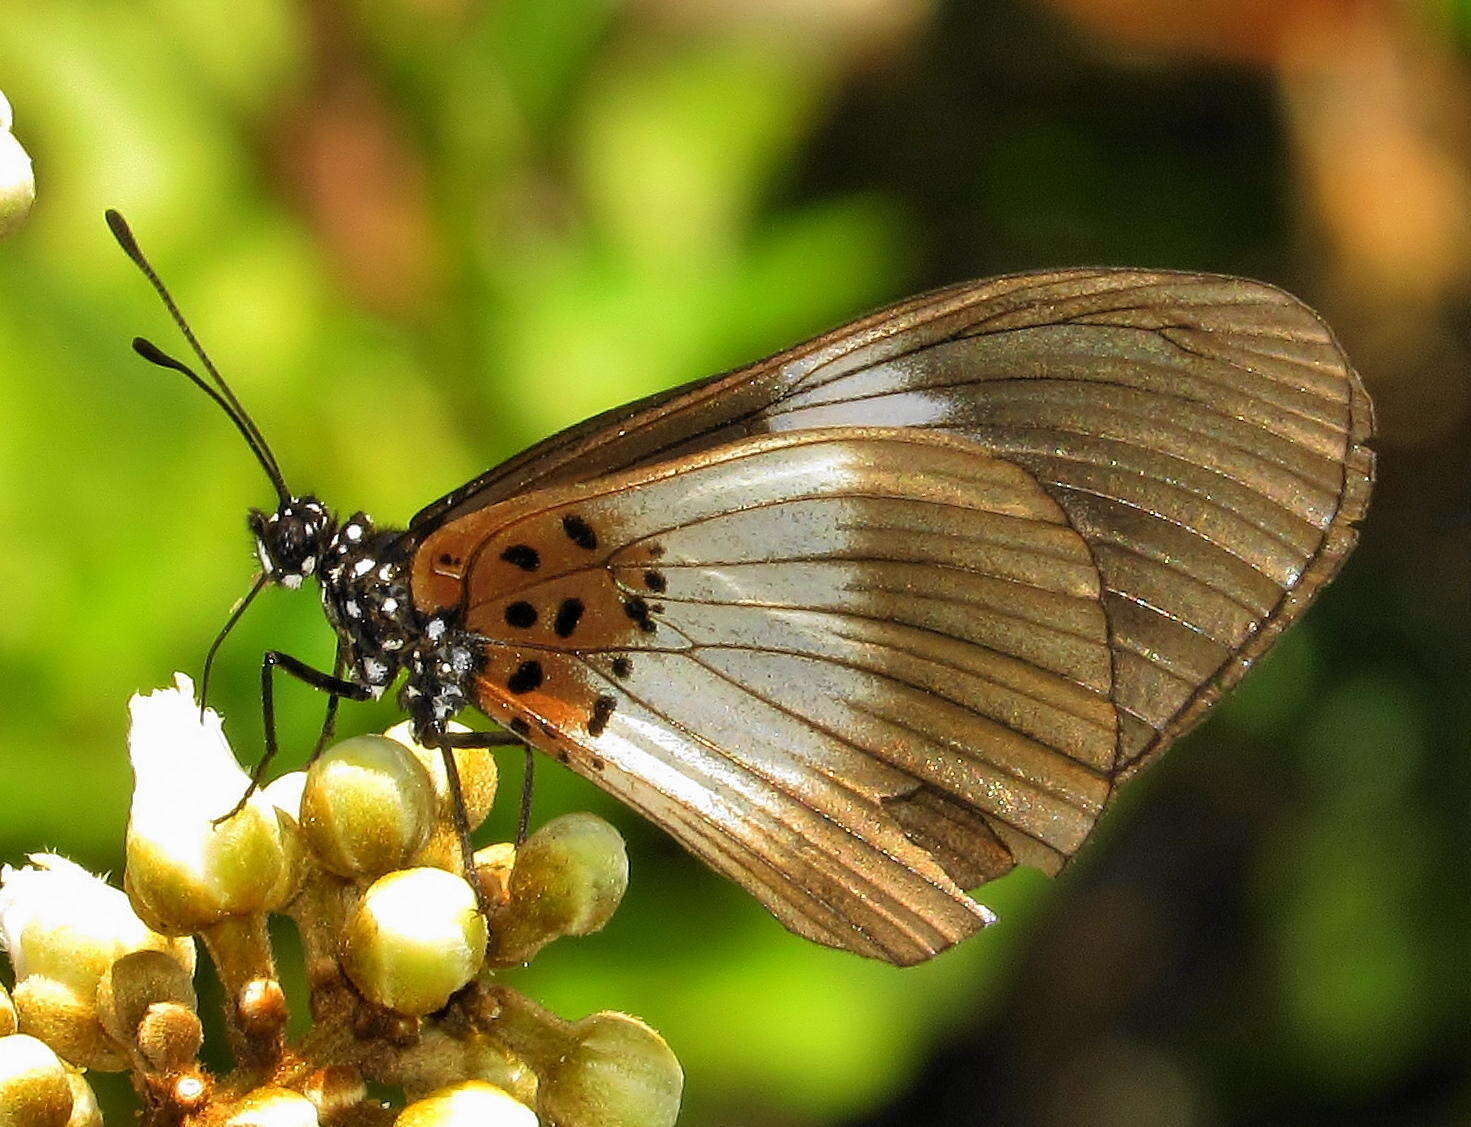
top-left (253, 498), bottom-right (481, 727)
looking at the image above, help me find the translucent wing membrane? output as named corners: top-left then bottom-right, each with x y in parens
top-left (412, 270), bottom-right (1373, 777)
top-left (414, 430), bottom-right (1119, 963)
top-left (408, 270), bottom-right (1374, 962)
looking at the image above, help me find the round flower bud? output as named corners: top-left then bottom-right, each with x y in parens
top-left (538, 1013), bottom-right (682, 1127)
top-left (167, 1070), bottom-right (211, 1114)
top-left (95, 949), bottom-right (196, 1050)
top-left (0, 1034), bottom-right (73, 1127)
top-left (398, 1081), bottom-right (538, 1127)
top-left (473, 842), bottom-right (517, 910)
top-left (64, 1071), bottom-right (102, 1127)
top-left (340, 868), bottom-right (487, 1016)
top-left (0, 983), bottom-right (16, 1037)
top-left (261, 771), bottom-right (308, 819)
top-left (384, 721), bottom-right (498, 830)
top-left (491, 815), bottom-right (627, 964)
top-left (395, 1028), bottom-right (538, 1106)
top-left (134, 1003), bottom-right (204, 1074)
top-left (225, 1087), bottom-right (320, 1127)
top-left (8, 978), bottom-right (124, 1072)
top-left (0, 855), bottom-right (194, 1070)
top-left (300, 1065), bottom-right (365, 1119)
top-left (299, 735), bottom-right (435, 880)
top-left (125, 675), bottom-right (302, 935)
top-left (383, 721), bottom-right (498, 873)
top-left (0, 91), bottom-right (35, 241)
top-left (237, 977), bottom-right (288, 1039)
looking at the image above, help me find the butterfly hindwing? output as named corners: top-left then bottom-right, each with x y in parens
top-left (413, 429), bottom-right (1119, 964)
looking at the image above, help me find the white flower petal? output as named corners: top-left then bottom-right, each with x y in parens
top-left (0, 855), bottom-right (193, 988)
top-left (0, 90), bottom-right (34, 241)
top-left (128, 673), bottom-right (252, 827)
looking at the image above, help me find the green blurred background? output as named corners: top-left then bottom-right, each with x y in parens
top-left (2, 0), bottom-right (1470, 1123)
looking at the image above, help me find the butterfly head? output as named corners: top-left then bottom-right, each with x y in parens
top-left (249, 497), bottom-right (334, 590)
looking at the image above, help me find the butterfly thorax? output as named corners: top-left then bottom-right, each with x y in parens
top-left (317, 511), bottom-right (422, 697)
top-left (315, 510), bottom-right (486, 728)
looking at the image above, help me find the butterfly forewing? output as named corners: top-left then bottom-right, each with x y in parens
top-left (407, 269), bottom-right (1373, 963)
top-left (414, 429), bottom-right (1123, 964)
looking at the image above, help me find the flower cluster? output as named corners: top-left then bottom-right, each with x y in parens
top-left (0, 88), bottom-right (35, 239)
top-left (0, 675), bottom-right (682, 1125)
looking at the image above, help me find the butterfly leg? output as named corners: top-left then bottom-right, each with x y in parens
top-left (309, 645), bottom-right (349, 761)
top-left (213, 650), bottom-right (372, 825)
top-left (517, 747), bottom-right (534, 846)
top-left (418, 727), bottom-right (525, 917)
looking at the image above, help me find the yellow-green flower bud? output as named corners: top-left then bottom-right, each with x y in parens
top-left (124, 675), bottom-right (302, 935)
top-left (538, 1013), bottom-right (682, 1127)
top-left (63, 1071), bottom-right (102, 1127)
top-left (340, 868), bottom-right (487, 1016)
top-left (225, 1087), bottom-right (320, 1126)
top-left (300, 1065), bottom-right (364, 1120)
top-left (383, 721), bottom-right (498, 873)
top-left (95, 949), bottom-right (197, 1051)
top-left (491, 815), bottom-right (627, 963)
top-left (261, 771), bottom-right (307, 819)
top-left (473, 842), bottom-right (517, 910)
top-left (398, 1081), bottom-right (538, 1127)
top-left (0, 1034), bottom-right (73, 1127)
top-left (299, 734), bottom-right (435, 880)
top-left (394, 1028), bottom-right (538, 1106)
top-left (134, 1002), bottom-right (204, 1075)
top-left (0, 982), bottom-right (16, 1038)
top-left (0, 855), bottom-right (195, 1070)
top-left (8, 978), bottom-right (123, 1073)
top-left (0, 91), bottom-right (35, 241)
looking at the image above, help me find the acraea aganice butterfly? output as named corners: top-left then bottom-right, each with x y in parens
top-left (107, 210), bottom-right (1374, 965)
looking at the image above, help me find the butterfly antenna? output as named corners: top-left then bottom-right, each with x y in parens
top-left (199, 572), bottom-right (268, 718)
top-left (106, 209), bottom-right (291, 504)
top-left (130, 337), bottom-right (291, 504)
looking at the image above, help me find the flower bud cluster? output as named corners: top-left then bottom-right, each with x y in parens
top-left (1, 675), bottom-right (682, 1125)
top-left (0, 89), bottom-right (35, 239)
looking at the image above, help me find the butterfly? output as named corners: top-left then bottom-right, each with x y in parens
top-left (108, 211), bottom-right (1374, 965)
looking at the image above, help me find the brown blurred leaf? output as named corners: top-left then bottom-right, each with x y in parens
top-left (1279, 2), bottom-right (1471, 445)
top-left (1040, 0), bottom-right (1371, 64)
top-left (275, 2), bottom-right (442, 317)
top-left (635, 0), bottom-right (931, 69)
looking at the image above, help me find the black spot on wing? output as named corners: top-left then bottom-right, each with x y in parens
top-left (554, 597), bottom-right (585, 638)
top-left (507, 661), bottom-right (544, 694)
top-left (501, 545), bottom-right (540, 571)
top-left (504, 601), bottom-right (537, 628)
top-left (562, 514), bottom-right (598, 550)
top-left (588, 694), bottom-right (617, 737)
top-left (623, 596), bottom-right (656, 633)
